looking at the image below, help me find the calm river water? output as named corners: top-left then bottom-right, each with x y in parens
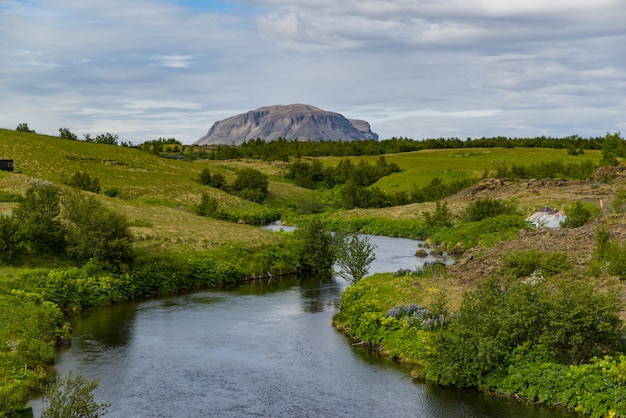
top-left (30, 234), bottom-right (578, 417)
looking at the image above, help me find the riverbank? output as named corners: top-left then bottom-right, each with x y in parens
top-left (0, 240), bottom-right (303, 416)
top-left (333, 259), bottom-right (626, 418)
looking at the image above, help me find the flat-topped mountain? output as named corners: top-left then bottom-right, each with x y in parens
top-left (194, 104), bottom-right (379, 145)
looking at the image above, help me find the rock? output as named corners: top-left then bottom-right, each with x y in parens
top-left (430, 248), bottom-right (444, 256)
top-left (415, 249), bottom-right (429, 257)
top-left (194, 104), bottom-right (379, 145)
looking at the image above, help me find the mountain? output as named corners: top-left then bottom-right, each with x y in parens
top-left (194, 104), bottom-right (379, 145)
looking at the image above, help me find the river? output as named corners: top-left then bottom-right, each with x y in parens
top-left (29, 233), bottom-right (578, 417)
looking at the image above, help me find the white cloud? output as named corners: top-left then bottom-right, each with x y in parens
top-left (0, 0), bottom-right (623, 143)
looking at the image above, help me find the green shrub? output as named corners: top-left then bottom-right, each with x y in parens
top-left (13, 181), bottom-right (67, 255)
top-left (561, 201), bottom-right (599, 228)
top-left (196, 192), bottom-right (219, 217)
top-left (423, 201), bottom-right (453, 228)
top-left (427, 277), bottom-right (622, 388)
top-left (103, 188), bottom-right (118, 198)
top-left (462, 197), bottom-right (517, 222)
top-left (500, 249), bottom-right (571, 278)
top-left (67, 171), bottom-right (101, 193)
top-left (231, 168), bottom-right (268, 203)
top-left (198, 168), bottom-right (212, 185)
top-left (433, 214), bottom-right (525, 249)
top-left (62, 193), bottom-right (133, 270)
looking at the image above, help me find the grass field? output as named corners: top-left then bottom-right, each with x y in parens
top-left (0, 128), bottom-right (604, 250)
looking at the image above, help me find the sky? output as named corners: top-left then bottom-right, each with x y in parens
top-left (1, 0), bottom-right (624, 144)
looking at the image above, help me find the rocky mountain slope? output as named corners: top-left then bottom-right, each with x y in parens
top-left (194, 104), bottom-right (379, 145)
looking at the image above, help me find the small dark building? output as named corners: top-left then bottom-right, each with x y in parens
top-left (0, 160), bottom-right (14, 172)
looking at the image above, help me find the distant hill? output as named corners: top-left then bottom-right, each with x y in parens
top-left (194, 104), bottom-right (379, 145)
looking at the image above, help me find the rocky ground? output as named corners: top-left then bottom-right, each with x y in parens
top-left (440, 170), bottom-right (626, 317)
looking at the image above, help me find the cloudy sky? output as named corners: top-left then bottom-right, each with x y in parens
top-left (1, 0), bottom-right (624, 144)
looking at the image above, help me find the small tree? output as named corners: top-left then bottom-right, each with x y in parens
top-left (294, 218), bottom-right (335, 272)
top-left (423, 201), bottom-right (453, 228)
top-left (13, 181), bottom-right (66, 255)
top-left (231, 168), bottom-right (268, 203)
top-left (335, 232), bottom-right (376, 283)
top-left (16, 122), bottom-right (35, 133)
top-left (198, 168), bottom-right (212, 185)
top-left (196, 192), bottom-right (219, 217)
top-left (210, 173), bottom-right (226, 189)
top-left (59, 128), bottom-right (78, 140)
top-left (41, 372), bottom-right (110, 418)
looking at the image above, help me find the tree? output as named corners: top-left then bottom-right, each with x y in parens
top-left (198, 168), bottom-right (212, 185)
top-left (335, 232), bottom-right (376, 283)
top-left (94, 133), bottom-right (119, 145)
top-left (13, 181), bottom-right (66, 255)
top-left (196, 192), bottom-right (219, 217)
top-left (58, 128), bottom-right (78, 140)
top-left (294, 218), bottom-right (335, 272)
top-left (601, 132), bottom-right (625, 165)
top-left (16, 123), bottom-right (35, 133)
top-left (41, 372), bottom-right (110, 418)
top-left (231, 168), bottom-right (268, 203)
top-left (423, 201), bottom-right (453, 228)
top-left (62, 193), bottom-right (133, 270)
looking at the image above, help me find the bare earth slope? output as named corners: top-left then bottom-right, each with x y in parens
top-left (194, 104), bottom-right (379, 145)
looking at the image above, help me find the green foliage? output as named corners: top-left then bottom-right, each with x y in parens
top-left (595, 226), bottom-right (612, 261)
top-left (427, 277), bottom-right (622, 388)
top-left (15, 123), bottom-right (34, 133)
top-left (423, 201), bottom-right (453, 228)
top-left (560, 201), bottom-right (599, 228)
top-left (41, 372), bottom-right (110, 418)
top-left (205, 135), bottom-right (605, 161)
top-left (197, 168), bottom-right (212, 185)
top-left (67, 171), bottom-right (101, 193)
top-left (333, 276), bottom-right (432, 362)
top-left (58, 128), bottom-right (77, 140)
top-left (231, 168), bottom-right (269, 203)
top-left (432, 214), bottom-right (525, 249)
top-left (334, 232), bottom-right (376, 283)
top-left (84, 132), bottom-right (118, 146)
top-left (500, 249), bottom-right (571, 278)
top-left (0, 215), bottom-right (25, 263)
top-left (492, 159), bottom-right (597, 180)
top-left (13, 181), bottom-right (67, 255)
top-left (462, 198), bottom-right (517, 222)
top-left (286, 156), bottom-right (399, 190)
top-left (489, 356), bottom-right (626, 418)
top-left (612, 189), bottom-right (626, 214)
top-left (295, 198), bottom-right (325, 215)
top-left (592, 225), bottom-right (626, 278)
top-left (0, 190), bottom-right (22, 202)
top-left (293, 218), bottom-right (335, 272)
top-left (196, 192), bottom-right (219, 217)
top-left (103, 188), bottom-right (118, 198)
top-left (62, 193), bottom-right (133, 270)
top-left (601, 132), bottom-right (625, 165)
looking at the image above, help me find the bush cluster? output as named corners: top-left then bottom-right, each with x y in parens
top-left (0, 182), bottom-right (133, 270)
